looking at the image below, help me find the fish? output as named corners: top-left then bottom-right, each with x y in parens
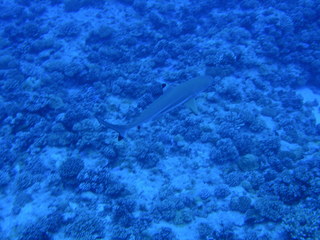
top-left (97, 75), bottom-right (214, 139)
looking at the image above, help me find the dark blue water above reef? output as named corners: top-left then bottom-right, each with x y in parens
top-left (0, 0), bottom-right (320, 239)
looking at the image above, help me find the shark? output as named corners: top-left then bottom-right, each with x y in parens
top-left (96, 75), bottom-right (214, 139)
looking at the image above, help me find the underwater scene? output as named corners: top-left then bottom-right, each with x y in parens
top-left (0, 0), bottom-right (320, 239)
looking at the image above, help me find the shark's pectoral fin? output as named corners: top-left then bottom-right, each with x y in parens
top-left (185, 98), bottom-right (199, 115)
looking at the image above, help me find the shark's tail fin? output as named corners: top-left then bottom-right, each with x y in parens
top-left (96, 116), bottom-right (127, 140)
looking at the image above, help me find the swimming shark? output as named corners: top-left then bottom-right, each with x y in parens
top-left (97, 75), bottom-right (214, 139)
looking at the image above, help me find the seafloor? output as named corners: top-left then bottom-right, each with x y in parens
top-left (0, 0), bottom-right (320, 240)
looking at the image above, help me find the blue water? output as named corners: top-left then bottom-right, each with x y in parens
top-left (0, 0), bottom-right (320, 239)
